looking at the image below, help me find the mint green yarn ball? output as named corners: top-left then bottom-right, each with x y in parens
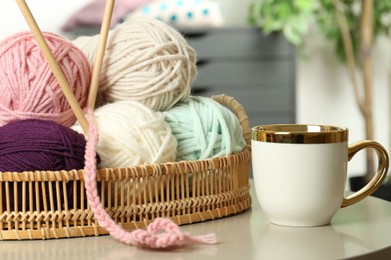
top-left (163, 96), bottom-right (246, 161)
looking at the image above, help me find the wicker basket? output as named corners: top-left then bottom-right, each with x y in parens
top-left (0, 94), bottom-right (252, 240)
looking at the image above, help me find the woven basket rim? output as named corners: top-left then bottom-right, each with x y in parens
top-left (0, 144), bottom-right (250, 181)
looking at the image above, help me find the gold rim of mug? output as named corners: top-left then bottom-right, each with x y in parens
top-left (252, 124), bottom-right (349, 144)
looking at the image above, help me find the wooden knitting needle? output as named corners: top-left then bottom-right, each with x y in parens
top-left (87, 0), bottom-right (116, 110)
top-left (15, 0), bottom-right (89, 134)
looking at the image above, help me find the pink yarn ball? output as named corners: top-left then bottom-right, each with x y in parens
top-left (0, 31), bottom-right (91, 127)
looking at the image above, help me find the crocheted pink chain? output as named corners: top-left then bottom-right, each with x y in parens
top-left (83, 109), bottom-right (217, 249)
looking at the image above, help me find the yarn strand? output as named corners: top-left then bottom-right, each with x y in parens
top-left (84, 108), bottom-right (217, 249)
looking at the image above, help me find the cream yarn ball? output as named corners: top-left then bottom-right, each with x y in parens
top-left (73, 17), bottom-right (197, 111)
top-left (72, 100), bottom-right (177, 168)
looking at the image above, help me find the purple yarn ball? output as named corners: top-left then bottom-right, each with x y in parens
top-left (0, 119), bottom-right (86, 211)
top-left (0, 119), bottom-right (86, 172)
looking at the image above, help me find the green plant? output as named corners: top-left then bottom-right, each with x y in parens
top-left (248, 0), bottom-right (391, 180)
top-left (248, 0), bottom-right (391, 61)
top-left (248, 0), bottom-right (315, 46)
top-left (316, 0), bottom-right (391, 62)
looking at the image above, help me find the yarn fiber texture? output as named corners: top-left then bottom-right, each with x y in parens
top-left (164, 96), bottom-right (246, 161)
top-left (0, 119), bottom-right (86, 172)
top-left (0, 119), bottom-right (86, 211)
top-left (0, 31), bottom-right (91, 127)
top-left (83, 108), bottom-right (217, 249)
top-left (73, 17), bottom-right (197, 111)
top-left (72, 100), bottom-right (177, 168)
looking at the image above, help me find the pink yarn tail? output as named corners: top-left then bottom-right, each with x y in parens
top-left (84, 109), bottom-right (217, 249)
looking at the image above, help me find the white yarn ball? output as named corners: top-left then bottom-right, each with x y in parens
top-left (72, 100), bottom-right (177, 168)
top-left (73, 17), bottom-right (197, 111)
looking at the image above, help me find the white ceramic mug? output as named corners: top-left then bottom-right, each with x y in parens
top-left (251, 124), bottom-right (389, 227)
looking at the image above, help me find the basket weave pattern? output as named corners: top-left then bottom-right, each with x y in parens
top-left (0, 94), bottom-right (251, 240)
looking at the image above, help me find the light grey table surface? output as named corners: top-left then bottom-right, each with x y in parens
top-left (1, 181), bottom-right (391, 260)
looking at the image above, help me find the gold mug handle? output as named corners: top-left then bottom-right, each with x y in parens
top-left (342, 140), bottom-right (389, 207)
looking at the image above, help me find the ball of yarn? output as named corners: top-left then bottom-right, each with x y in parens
top-left (73, 17), bottom-right (197, 111)
top-left (0, 31), bottom-right (91, 127)
top-left (72, 100), bottom-right (177, 168)
top-left (0, 119), bottom-right (87, 211)
top-left (0, 119), bottom-right (86, 172)
top-left (164, 96), bottom-right (246, 161)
